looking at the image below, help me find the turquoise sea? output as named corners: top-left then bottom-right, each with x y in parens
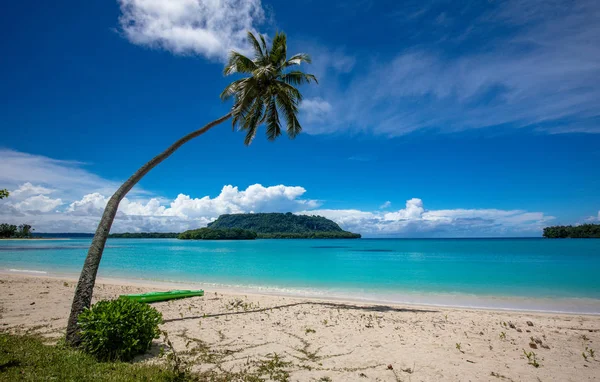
top-left (2, 238), bottom-right (600, 313)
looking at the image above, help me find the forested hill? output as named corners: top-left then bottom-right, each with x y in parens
top-left (207, 213), bottom-right (361, 239)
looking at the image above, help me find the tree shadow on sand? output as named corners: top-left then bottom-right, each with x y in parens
top-left (163, 301), bottom-right (437, 323)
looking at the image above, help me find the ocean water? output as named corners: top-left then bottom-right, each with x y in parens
top-left (2, 238), bottom-right (600, 313)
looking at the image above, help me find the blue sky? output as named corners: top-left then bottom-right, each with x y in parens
top-left (0, 0), bottom-right (599, 237)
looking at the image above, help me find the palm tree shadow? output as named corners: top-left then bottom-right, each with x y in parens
top-left (163, 301), bottom-right (437, 323)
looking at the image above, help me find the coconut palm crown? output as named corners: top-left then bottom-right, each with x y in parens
top-left (221, 31), bottom-right (317, 145)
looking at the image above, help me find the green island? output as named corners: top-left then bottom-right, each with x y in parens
top-left (543, 223), bottom-right (600, 238)
top-left (107, 213), bottom-right (361, 240)
top-left (109, 232), bottom-right (179, 239)
top-left (178, 227), bottom-right (257, 240)
top-left (207, 212), bottom-right (361, 239)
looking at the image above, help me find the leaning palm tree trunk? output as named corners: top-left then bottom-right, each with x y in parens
top-left (65, 112), bottom-right (231, 346)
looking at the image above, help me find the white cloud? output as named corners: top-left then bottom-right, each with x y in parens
top-left (10, 183), bottom-right (54, 198)
top-left (0, 149), bottom-right (137, 201)
top-left (379, 201), bottom-right (391, 209)
top-left (302, 0), bottom-right (600, 136)
top-left (299, 198), bottom-right (554, 237)
top-left (0, 183), bottom-right (63, 214)
top-left (384, 198), bottom-right (424, 220)
top-left (118, 0), bottom-right (265, 61)
top-left (5, 183), bottom-right (317, 232)
top-left (14, 195), bottom-right (62, 213)
top-left (1, 178), bottom-right (556, 236)
top-left (586, 211), bottom-right (600, 222)
top-left (300, 98), bottom-right (333, 123)
top-left (66, 193), bottom-right (109, 216)
top-left (0, 150), bottom-right (562, 236)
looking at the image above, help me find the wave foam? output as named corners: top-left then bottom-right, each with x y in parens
top-left (8, 268), bottom-right (48, 274)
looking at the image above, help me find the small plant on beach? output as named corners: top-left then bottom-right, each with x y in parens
top-left (305, 328), bottom-right (316, 335)
top-left (63, 282), bottom-right (69, 287)
top-left (225, 298), bottom-right (258, 312)
top-left (77, 298), bottom-right (162, 361)
top-left (256, 353), bottom-right (292, 382)
top-left (582, 347), bottom-right (595, 361)
top-left (523, 349), bottom-right (540, 368)
top-left (456, 343), bottom-right (463, 353)
top-left (499, 332), bottom-right (507, 340)
top-left (581, 334), bottom-right (589, 342)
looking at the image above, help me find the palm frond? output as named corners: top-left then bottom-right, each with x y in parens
top-left (275, 80), bottom-right (303, 103)
top-left (230, 79), bottom-right (259, 130)
top-left (264, 96), bottom-right (282, 141)
top-left (284, 53), bottom-right (312, 67)
top-left (275, 90), bottom-right (302, 139)
top-left (270, 32), bottom-right (287, 67)
top-left (246, 31), bottom-right (265, 61)
top-left (280, 71), bottom-right (318, 86)
top-left (259, 34), bottom-right (269, 58)
top-left (224, 52), bottom-right (257, 76)
top-left (242, 99), bottom-right (265, 145)
top-left (220, 78), bottom-right (246, 101)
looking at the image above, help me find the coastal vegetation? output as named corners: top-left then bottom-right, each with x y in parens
top-left (0, 189), bottom-right (9, 199)
top-left (78, 298), bottom-right (163, 361)
top-left (178, 227), bottom-right (257, 240)
top-left (543, 224), bottom-right (600, 238)
top-left (0, 333), bottom-right (184, 382)
top-left (0, 223), bottom-right (33, 238)
top-left (109, 232), bottom-right (179, 238)
top-left (257, 231), bottom-right (361, 239)
top-left (208, 213), bottom-right (361, 239)
top-left (66, 31), bottom-right (317, 346)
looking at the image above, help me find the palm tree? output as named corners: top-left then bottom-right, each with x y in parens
top-left (65, 31), bottom-right (317, 346)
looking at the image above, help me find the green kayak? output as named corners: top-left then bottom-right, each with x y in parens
top-left (120, 289), bottom-right (204, 303)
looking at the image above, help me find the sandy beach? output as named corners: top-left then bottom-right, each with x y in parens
top-left (1, 273), bottom-right (599, 381)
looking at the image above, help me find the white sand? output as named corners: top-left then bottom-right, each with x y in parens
top-left (1, 273), bottom-right (599, 381)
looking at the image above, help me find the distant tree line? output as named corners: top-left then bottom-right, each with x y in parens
top-left (178, 228), bottom-right (257, 240)
top-left (109, 232), bottom-right (179, 239)
top-left (257, 231), bottom-right (361, 239)
top-left (0, 224), bottom-right (33, 238)
top-left (0, 189), bottom-right (9, 199)
top-left (543, 224), bottom-right (600, 238)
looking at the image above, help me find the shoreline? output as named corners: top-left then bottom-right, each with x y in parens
top-left (3, 269), bottom-right (599, 316)
top-left (1, 272), bottom-right (599, 381)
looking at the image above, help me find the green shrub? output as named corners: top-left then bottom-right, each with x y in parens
top-left (78, 298), bottom-right (163, 361)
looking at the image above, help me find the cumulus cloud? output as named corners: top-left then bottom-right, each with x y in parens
top-left (117, 0), bottom-right (265, 61)
top-left (299, 198), bottom-right (554, 237)
top-left (1, 178), bottom-right (557, 236)
top-left (0, 183), bottom-right (63, 214)
top-left (14, 195), bottom-right (62, 213)
top-left (3, 183), bottom-right (319, 233)
top-left (586, 211), bottom-right (600, 222)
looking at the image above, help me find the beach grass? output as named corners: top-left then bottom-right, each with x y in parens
top-left (0, 333), bottom-right (186, 381)
top-left (0, 333), bottom-right (298, 382)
